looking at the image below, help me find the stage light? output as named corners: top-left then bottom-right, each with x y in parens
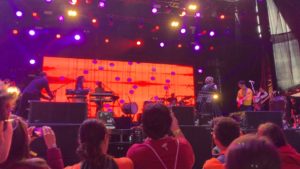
top-left (45, 0), bottom-right (52, 2)
top-left (188, 4), bottom-right (198, 11)
top-left (136, 40), bottom-right (142, 46)
top-left (213, 94), bottom-right (219, 100)
top-left (16, 11), bottom-right (23, 17)
top-left (195, 12), bottom-right (201, 17)
top-left (177, 44), bottom-right (182, 48)
top-left (152, 8), bottom-right (158, 14)
top-left (209, 31), bottom-right (215, 37)
top-left (67, 10), bottom-right (77, 17)
top-left (104, 38), bottom-right (110, 43)
top-left (198, 68), bottom-right (203, 73)
top-left (28, 29), bottom-right (36, 36)
top-left (180, 11), bottom-right (186, 17)
top-left (170, 20), bottom-right (180, 28)
top-left (209, 46), bottom-right (215, 51)
top-left (58, 16), bottom-right (64, 21)
top-left (220, 14), bottom-right (225, 20)
top-left (180, 28), bottom-right (186, 34)
top-left (56, 34), bottom-right (61, 39)
top-left (155, 25), bottom-right (160, 30)
top-left (32, 12), bottom-right (38, 17)
top-left (74, 34), bottom-right (81, 40)
top-left (194, 45), bottom-right (200, 51)
top-left (29, 59), bottom-right (36, 65)
top-left (92, 18), bottom-right (97, 23)
top-left (99, 1), bottom-right (105, 8)
top-left (160, 42), bottom-right (165, 47)
top-left (12, 29), bottom-right (18, 35)
top-left (69, 0), bottom-right (78, 5)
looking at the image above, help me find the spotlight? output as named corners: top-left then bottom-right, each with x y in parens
top-left (136, 40), bottom-right (142, 46)
top-left (16, 11), bottom-right (23, 17)
top-left (67, 10), bottom-right (77, 17)
top-left (177, 44), bottom-right (182, 48)
top-left (28, 29), bottom-right (36, 36)
top-left (74, 34), bottom-right (81, 40)
top-left (152, 8), bottom-right (158, 14)
top-left (58, 16), bottom-right (64, 21)
top-left (155, 25), bottom-right (160, 30)
top-left (29, 59), bottom-right (36, 65)
top-left (45, 0), bottom-right (52, 2)
top-left (92, 18), bottom-right (97, 23)
top-left (99, 1), bottom-right (105, 7)
top-left (220, 14), bottom-right (225, 20)
top-left (188, 4), bottom-right (198, 11)
top-left (56, 34), bottom-right (61, 39)
top-left (12, 29), bottom-right (18, 35)
top-left (213, 94), bottom-right (219, 100)
top-left (69, 0), bottom-right (78, 5)
top-left (209, 31), bottom-right (215, 37)
top-left (160, 42), bottom-right (165, 47)
top-left (170, 20), bottom-right (180, 28)
top-left (195, 12), bottom-right (201, 17)
top-left (194, 45), bottom-right (200, 51)
top-left (104, 38), bottom-right (110, 43)
top-left (32, 12), bottom-right (38, 17)
top-left (180, 28), bottom-right (186, 34)
top-left (198, 68), bottom-right (203, 73)
top-left (180, 11), bottom-right (186, 17)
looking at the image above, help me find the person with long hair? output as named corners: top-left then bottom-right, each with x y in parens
top-left (257, 122), bottom-right (300, 169)
top-left (65, 119), bottom-right (133, 169)
top-left (0, 80), bottom-right (19, 164)
top-left (226, 134), bottom-right (281, 169)
top-left (0, 116), bottom-right (64, 169)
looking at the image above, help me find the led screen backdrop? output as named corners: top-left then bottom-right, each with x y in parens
top-left (43, 56), bottom-right (195, 117)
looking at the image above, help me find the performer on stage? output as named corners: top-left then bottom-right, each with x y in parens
top-left (95, 81), bottom-right (105, 93)
top-left (197, 76), bottom-right (220, 116)
top-left (167, 93), bottom-right (178, 107)
top-left (253, 87), bottom-right (269, 111)
top-left (94, 81), bottom-right (105, 112)
top-left (75, 76), bottom-right (85, 91)
top-left (17, 72), bottom-right (53, 119)
top-left (236, 80), bottom-right (253, 111)
top-left (201, 76), bottom-right (218, 92)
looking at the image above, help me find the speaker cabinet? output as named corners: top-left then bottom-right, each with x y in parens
top-left (29, 101), bottom-right (87, 123)
top-left (172, 106), bottom-right (195, 125)
top-left (243, 111), bottom-right (283, 130)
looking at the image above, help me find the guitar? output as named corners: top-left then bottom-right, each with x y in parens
top-left (253, 95), bottom-right (270, 111)
top-left (237, 96), bottom-right (247, 108)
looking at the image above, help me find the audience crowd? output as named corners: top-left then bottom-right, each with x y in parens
top-left (1, 80), bottom-right (300, 169)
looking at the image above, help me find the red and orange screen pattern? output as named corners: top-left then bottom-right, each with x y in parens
top-left (43, 56), bottom-right (195, 117)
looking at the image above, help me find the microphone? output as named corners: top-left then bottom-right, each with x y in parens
top-left (249, 80), bottom-right (255, 84)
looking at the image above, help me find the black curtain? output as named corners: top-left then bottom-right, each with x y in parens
top-left (273, 0), bottom-right (300, 41)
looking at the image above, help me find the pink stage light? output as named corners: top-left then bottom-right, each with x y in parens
top-left (99, 1), bottom-right (105, 7)
top-left (194, 45), bottom-right (200, 51)
top-left (74, 34), bottom-right (81, 41)
top-left (198, 69), bottom-right (203, 73)
top-left (16, 11), bottom-right (23, 17)
top-left (29, 59), bottom-right (36, 65)
top-left (160, 42), bottom-right (165, 47)
top-left (28, 30), bottom-right (36, 36)
top-left (180, 28), bottom-right (186, 34)
top-left (209, 31), bottom-right (215, 37)
top-left (152, 8), bottom-right (158, 14)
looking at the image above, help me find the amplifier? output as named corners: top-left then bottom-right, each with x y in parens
top-left (28, 101), bottom-right (87, 123)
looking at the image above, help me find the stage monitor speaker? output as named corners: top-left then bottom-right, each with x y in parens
top-left (30, 124), bottom-right (80, 166)
top-left (172, 106), bottom-right (195, 125)
top-left (244, 111), bottom-right (283, 130)
top-left (29, 101), bottom-right (87, 123)
top-left (180, 126), bottom-right (212, 169)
